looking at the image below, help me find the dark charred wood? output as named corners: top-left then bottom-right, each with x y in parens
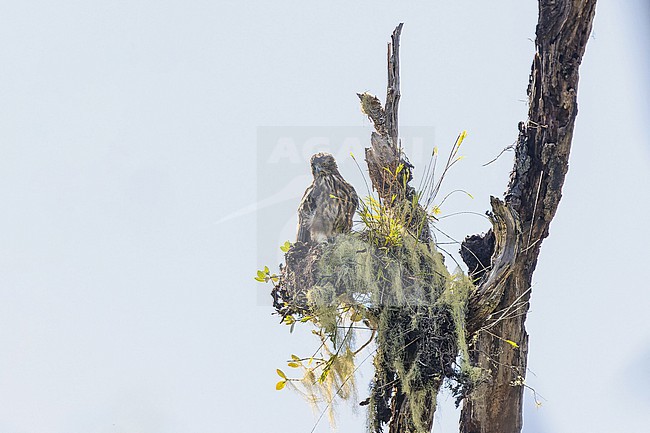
top-left (460, 230), bottom-right (495, 283)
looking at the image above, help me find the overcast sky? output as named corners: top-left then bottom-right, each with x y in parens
top-left (0, 1), bottom-right (648, 433)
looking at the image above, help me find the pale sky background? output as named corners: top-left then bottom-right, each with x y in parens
top-left (0, 1), bottom-right (648, 433)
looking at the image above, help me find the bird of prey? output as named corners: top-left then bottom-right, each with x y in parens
top-left (297, 153), bottom-right (358, 243)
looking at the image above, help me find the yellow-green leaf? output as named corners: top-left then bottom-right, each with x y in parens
top-left (456, 130), bottom-right (468, 147)
top-left (319, 370), bottom-right (329, 383)
top-left (254, 276), bottom-right (265, 282)
top-left (504, 339), bottom-right (519, 348)
top-left (276, 369), bottom-right (287, 379)
top-left (291, 354), bottom-right (300, 361)
top-left (280, 241), bottom-right (291, 253)
top-left (276, 380), bottom-right (286, 390)
top-left (264, 266), bottom-right (269, 274)
top-left (257, 270), bottom-right (265, 279)
top-left (287, 362), bottom-right (300, 368)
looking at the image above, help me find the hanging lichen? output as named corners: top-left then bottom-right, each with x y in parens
top-left (268, 223), bottom-right (480, 433)
top-left (265, 131), bottom-right (481, 432)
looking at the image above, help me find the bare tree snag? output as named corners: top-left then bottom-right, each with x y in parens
top-left (360, 24), bottom-right (405, 200)
top-left (270, 1), bottom-right (596, 431)
top-left (459, 1), bottom-right (597, 432)
top-left (360, 24), bottom-right (443, 433)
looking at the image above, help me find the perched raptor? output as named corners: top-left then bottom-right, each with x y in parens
top-left (297, 153), bottom-right (358, 243)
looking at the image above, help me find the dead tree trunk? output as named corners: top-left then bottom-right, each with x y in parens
top-left (459, 1), bottom-right (597, 432)
top-left (359, 0), bottom-right (597, 431)
top-left (270, 1), bottom-right (596, 432)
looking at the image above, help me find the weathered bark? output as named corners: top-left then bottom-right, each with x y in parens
top-left (360, 24), bottom-right (411, 206)
top-left (459, 1), bottom-right (597, 432)
top-left (465, 197), bottom-right (521, 336)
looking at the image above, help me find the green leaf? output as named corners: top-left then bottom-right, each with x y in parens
top-left (263, 266), bottom-right (270, 274)
top-left (257, 270), bottom-right (265, 279)
top-left (254, 276), bottom-right (265, 282)
top-left (287, 362), bottom-right (300, 368)
top-left (319, 369), bottom-right (329, 383)
top-left (280, 241), bottom-right (291, 253)
top-left (291, 354), bottom-right (300, 361)
top-left (276, 380), bottom-right (286, 390)
top-left (276, 369), bottom-right (287, 379)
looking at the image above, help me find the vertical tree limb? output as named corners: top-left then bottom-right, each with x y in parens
top-left (460, 1), bottom-right (597, 432)
top-left (385, 23), bottom-right (403, 145)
